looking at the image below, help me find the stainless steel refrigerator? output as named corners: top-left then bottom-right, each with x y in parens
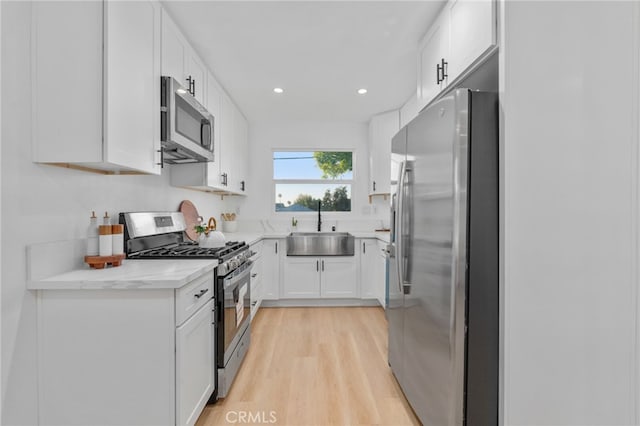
top-left (388, 88), bottom-right (498, 425)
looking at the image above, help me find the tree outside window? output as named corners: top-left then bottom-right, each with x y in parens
top-left (273, 151), bottom-right (353, 213)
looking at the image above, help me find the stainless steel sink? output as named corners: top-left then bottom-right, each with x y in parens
top-left (286, 232), bottom-right (355, 256)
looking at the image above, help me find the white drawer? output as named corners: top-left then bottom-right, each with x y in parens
top-left (175, 270), bottom-right (214, 326)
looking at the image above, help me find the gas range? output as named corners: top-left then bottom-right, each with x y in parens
top-left (119, 212), bottom-right (253, 276)
top-left (120, 211), bottom-right (254, 401)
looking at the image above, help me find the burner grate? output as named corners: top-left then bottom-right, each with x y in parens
top-left (127, 240), bottom-right (246, 259)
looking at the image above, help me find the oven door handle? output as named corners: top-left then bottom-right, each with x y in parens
top-left (222, 263), bottom-right (253, 290)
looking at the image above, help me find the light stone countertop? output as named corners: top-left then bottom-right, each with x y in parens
top-left (225, 231), bottom-right (390, 245)
top-left (223, 232), bottom-right (272, 245)
top-left (28, 259), bottom-right (218, 290)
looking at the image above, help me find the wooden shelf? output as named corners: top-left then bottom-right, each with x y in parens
top-left (368, 193), bottom-right (391, 204)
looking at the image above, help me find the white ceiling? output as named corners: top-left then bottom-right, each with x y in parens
top-left (161, 1), bottom-right (445, 123)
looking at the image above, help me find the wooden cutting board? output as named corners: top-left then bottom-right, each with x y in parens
top-left (179, 200), bottom-right (201, 241)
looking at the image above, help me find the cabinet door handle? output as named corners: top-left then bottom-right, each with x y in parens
top-left (241, 181), bottom-right (245, 192)
top-left (251, 273), bottom-right (257, 278)
top-left (275, 242), bottom-right (278, 254)
top-left (363, 242), bottom-right (366, 254)
top-left (316, 260), bottom-right (319, 272)
top-left (156, 149), bottom-right (164, 168)
top-left (436, 63), bottom-right (441, 84)
top-left (322, 260), bottom-right (324, 271)
top-left (373, 181), bottom-right (376, 192)
top-left (440, 58), bottom-right (448, 81)
top-left (186, 75), bottom-right (194, 96)
top-left (192, 79), bottom-right (196, 97)
top-left (194, 288), bottom-right (209, 299)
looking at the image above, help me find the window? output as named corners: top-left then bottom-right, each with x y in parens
top-left (273, 151), bottom-right (353, 212)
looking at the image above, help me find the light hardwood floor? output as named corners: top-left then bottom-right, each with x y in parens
top-left (196, 306), bottom-right (420, 426)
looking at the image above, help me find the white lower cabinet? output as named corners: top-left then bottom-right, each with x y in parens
top-left (283, 257), bottom-right (322, 298)
top-left (262, 239), bottom-right (282, 300)
top-left (283, 256), bottom-right (357, 299)
top-left (375, 240), bottom-right (387, 307)
top-left (250, 240), bottom-right (264, 319)
top-left (360, 239), bottom-right (376, 300)
top-left (359, 239), bottom-right (387, 307)
top-left (36, 270), bottom-right (215, 426)
top-left (321, 257), bottom-right (358, 297)
top-left (176, 299), bottom-right (215, 426)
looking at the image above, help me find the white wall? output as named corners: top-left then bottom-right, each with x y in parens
top-left (0, 3), bottom-right (232, 424)
top-left (501, 1), bottom-right (639, 424)
top-left (0, 3), bottom-right (3, 423)
top-left (239, 120), bottom-right (388, 231)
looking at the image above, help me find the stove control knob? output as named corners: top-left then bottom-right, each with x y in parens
top-left (218, 264), bottom-right (227, 275)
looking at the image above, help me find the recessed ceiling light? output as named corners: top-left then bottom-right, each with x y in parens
top-left (357, 88), bottom-right (368, 95)
top-left (273, 87), bottom-right (284, 94)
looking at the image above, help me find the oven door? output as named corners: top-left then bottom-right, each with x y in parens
top-left (221, 263), bottom-right (251, 366)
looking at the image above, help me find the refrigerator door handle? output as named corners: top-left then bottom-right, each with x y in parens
top-left (395, 161), bottom-right (406, 291)
top-left (390, 193), bottom-right (397, 244)
top-left (402, 161), bottom-right (414, 289)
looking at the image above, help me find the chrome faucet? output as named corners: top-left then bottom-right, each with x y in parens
top-left (317, 201), bottom-right (322, 232)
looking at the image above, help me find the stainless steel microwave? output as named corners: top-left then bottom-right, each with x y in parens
top-left (160, 76), bottom-right (214, 164)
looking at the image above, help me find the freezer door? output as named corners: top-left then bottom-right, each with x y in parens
top-left (401, 90), bottom-right (469, 426)
top-left (387, 126), bottom-right (407, 386)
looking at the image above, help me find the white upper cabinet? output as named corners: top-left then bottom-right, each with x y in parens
top-left (172, 71), bottom-right (222, 190)
top-left (417, 15), bottom-right (449, 109)
top-left (447, 0), bottom-right (496, 80)
top-left (32, 1), bottom-right (162, 175)
top-left (219, 92), bottom-right (235, 191)
top-left (217, 92), bottom-right (248, 194)
top-left (417, 0), bottom-right (496, 110)
top-left (161, 9), bottom-right (206, 104)
top-left (160, 8), bottom-right (185, 84)
top-left (186, 54), bottom-right (207, 105)
top-left (400, 93), bottom-right (419, 128)
top-left (231, 105), bottom-right (249, 195)
top-left (172, 84), bottom-right (248, 195)
top-left (368, 110), bottom-right (400, 197)
top-left (206, 73), bottom-right (222, 182)
top-left (165, 8), bottom-right (249, 196)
